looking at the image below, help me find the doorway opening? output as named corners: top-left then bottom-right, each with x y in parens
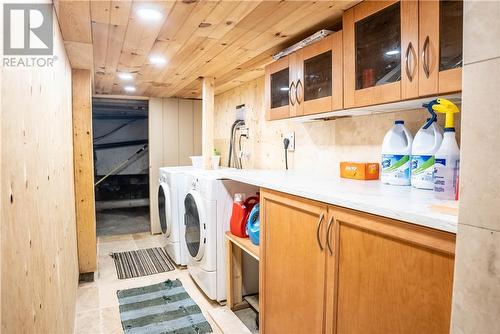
top-left (92, 98), bottom-right (150, 236)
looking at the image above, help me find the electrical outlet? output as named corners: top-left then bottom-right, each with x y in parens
top-left (284, 132), bottom-right (295, 151)
top-left (239, 127), bottom-right (250, 139)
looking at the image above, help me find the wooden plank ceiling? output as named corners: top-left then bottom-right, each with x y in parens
top-left (54, 0), bottom-right (358, 98)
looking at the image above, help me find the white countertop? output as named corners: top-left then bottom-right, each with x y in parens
top-left (217, 169), bottom-right (458, 234)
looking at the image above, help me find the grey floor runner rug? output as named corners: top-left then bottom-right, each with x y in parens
top-left (117, 279), bottom-right (213, 334)
top-left (111, 247), bottom-right (175, 279)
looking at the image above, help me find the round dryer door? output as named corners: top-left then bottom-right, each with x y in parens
top-left (184, 191), bottom-right (206, 261)
top-left (158, 183), bottom-right (172, 236)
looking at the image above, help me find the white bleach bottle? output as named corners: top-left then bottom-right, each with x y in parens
top-left (381, 120), bottom-right (413, 186)
top-left (411, 118), bottom-right (443, 189)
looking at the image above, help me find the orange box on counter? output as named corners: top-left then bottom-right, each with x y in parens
top-left (340, 162), bottom-right (380, 180)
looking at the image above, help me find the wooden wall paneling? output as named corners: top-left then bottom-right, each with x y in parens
top-left (64, 41), bottom-right (94, 70)
top-left (93, 1), bottom-right (131, 94)
top-left (1, 13), bottom-right (78, 332)
top-left (142, 1), bottom-right (221, 96)
top-left (117, 1), bottom-right (174, 96)
top-left (158, 1), bottom-right (259, 87)
top-left (72, 69), bottom-right (97, 274)
top-left (178, 99), bottom-right (195, 165)
top-left (162, 98), bottom-right (180, 167)
top-left (170, 0), bottom-right (357, 98)
top-left (141, 2), bottom-right (199, 96)
top-left (57, 0), bottom-right (359, 98)
top-left (193, 99), bottom-right (203, 156)
top-left (202, 77), bottom-right (215, 169)
top-left (55, 0), bottom-right (92, 43)
top-left (148, 97), bottom-right (163, 235)
top-left (166, 1), bottom-right (296, 97)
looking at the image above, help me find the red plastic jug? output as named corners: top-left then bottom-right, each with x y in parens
top-left (230, 194), bottom-right (259, 238)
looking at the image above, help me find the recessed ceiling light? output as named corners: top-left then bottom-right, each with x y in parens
top-left (137, 8), bottom-right (163, 21)
top-left (385, 50), bottom-right (400, 56)
top-left (124, 86), bottom-right (136, 92)
top-left (149, 55), bottom-right (167, 65)
top-left (118, 72), bottom-right (133, 81)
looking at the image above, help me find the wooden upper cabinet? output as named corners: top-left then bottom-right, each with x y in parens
top-left (326, 206), bottom-right (456, 334)
top-left (343, 0), bottom-right (419, 108)
top-left (295, 32), bottom-right (343, 116)
top-left (419, 0), bottom-right (463, 96)
top-left (265, 31), bottom-right (343, 119)
top-left (260, 189), bottom-right (328, 334)
top-left (265, 56), bottom-right (291, 120)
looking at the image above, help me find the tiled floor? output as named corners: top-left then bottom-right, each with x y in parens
top-left (74, 233), bottom-right (224, 334)
top-left (96, 207), bottom-right (151, 236)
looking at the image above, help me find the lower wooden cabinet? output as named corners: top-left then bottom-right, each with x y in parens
top-left (260, 189), bottom-right (456, 334)
top-left (260, 189), bottom-right (328, 334)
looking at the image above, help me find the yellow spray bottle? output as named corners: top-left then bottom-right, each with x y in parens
top-left (432, 98), bottom-right (460, 200)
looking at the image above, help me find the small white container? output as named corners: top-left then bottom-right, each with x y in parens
top-left (190, 156), bottom-right (203, 168)
top-left (211, 155), bottom-right (221, 169)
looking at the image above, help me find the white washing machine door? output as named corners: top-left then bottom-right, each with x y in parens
top-left (158, 182), bottom-right (172, 236)
top-left (184, 190), bottom-right (206, 261)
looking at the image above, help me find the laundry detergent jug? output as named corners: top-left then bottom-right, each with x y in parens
top-left (246, 203), bottom-right (260, 246)
top-left (381, 120), bottom-right (413, 186)
top-left (230, 194), bottom-right (259, 238)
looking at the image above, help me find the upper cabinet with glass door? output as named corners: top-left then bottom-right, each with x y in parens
top-left (265, 57), bottom-right (291, 120)
top-left (294, 31), bottom-right (343, 117)
top-left (343, 0), bottom-right (419, 108)
top-left (419, 0), bottom-right (463, 96)
top-left (265, 31), bottom-right (343, 120)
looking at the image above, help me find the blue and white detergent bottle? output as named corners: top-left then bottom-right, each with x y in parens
top-left (431, 98), bottom-right (460, 200)
top-left (381, 120), bottom-right (413, 186)
top-left (411, 102), bottom-right (444, 189)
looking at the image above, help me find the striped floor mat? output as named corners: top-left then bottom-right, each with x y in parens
top-left (117, 279), bottom-right (213, 334)
top-left (111, 248), bottom-right (175, 279)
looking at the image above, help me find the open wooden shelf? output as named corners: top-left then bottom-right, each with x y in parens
top-left (225, 231), bottom-right (260, 261)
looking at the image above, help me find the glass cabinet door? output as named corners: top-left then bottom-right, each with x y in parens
top-left (270, 68), bottom-right (290, 109)
top-left (439, 0), bottom-right (463, 72)
top-left (265, 56), bottom-right (291, 120)
top-left (343, 1), bottom-right (418, 108)
top-left (304, 51), bottom-right (332, 102)
top-left (296, 32), bottom-right (342, 116)
top-left (419, 0), bottom-right (463, 96)
top-left (355, 2), bottom-right (401, 90)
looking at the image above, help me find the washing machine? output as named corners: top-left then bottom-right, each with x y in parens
top-left (184, 169), bottom-right (259, 301)
top-left (158, 166), bottom-right (193, 265)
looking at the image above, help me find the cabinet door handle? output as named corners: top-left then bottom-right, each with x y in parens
top-left (326, 215), bottom-right (334, 255)
top-left (316, 212), bottom-right (325, 251)
top-left (405, 41), bottom-right (415, 82)
top-left (295, 79), bottom-right (303, 104)
top-left (289, 81), bottom-right (296, 106)
top-left (422, 36), bottom-right (430, 79)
